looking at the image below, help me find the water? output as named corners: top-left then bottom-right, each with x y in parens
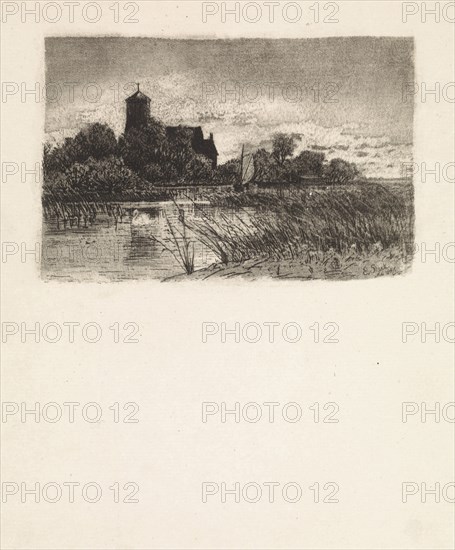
top-left (42, 201), bottom-right (252, 282)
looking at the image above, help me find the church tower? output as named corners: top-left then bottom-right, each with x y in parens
top-left (125, 84), bottom-right (151, 132)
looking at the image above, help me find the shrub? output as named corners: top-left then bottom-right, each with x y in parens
top-left (141, 162), bottom-right (166, 184)
top-left (292, 150), bottom-right (325, 178)
top-left (43, 123), bottom-right (118, 176)
top-left (324, 158), bottom-right (360, 185)
top-left (214, 157), bottom-right (241, 185)
top-left (182, 155), bottom-right (213, 184)
top-left (58, 156), bottom-right (142, 197)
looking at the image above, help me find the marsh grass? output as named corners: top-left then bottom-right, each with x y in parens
top-left (185, 182), bottom-right (414, 274)
top-left (149, 199), bottom-right (196, 275)
top-left (42, 190), bottom-right (126, 228)
top-left (42, 181), bottom-right (415, 279)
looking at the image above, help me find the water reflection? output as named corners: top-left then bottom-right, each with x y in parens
top-left (42, 201), bottom-right (249, 282)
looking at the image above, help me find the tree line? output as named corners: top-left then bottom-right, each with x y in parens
top-left (252, 133), bottom-right (360, 185)
top-left (43, 121), bottom-right (360, 198)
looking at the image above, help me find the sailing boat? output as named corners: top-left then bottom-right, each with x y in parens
top-left (235, 144), bottom-right (255, 191)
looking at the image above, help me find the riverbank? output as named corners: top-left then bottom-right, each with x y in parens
top-left (42, 179), bottom-right (414, 282)
top-left (171, 180), bottom-right (414, 279)
top-left (166, 246), bottom-right (411, 282)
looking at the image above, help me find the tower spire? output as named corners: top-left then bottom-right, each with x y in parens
top-left (125, 83), bottom-right (151, 132)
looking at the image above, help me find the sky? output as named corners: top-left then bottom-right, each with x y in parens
top-left (45, 37), bottom-right (414, 178)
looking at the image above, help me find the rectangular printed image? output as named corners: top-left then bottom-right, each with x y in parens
top-left (43, 37), bottom-right (414, 281)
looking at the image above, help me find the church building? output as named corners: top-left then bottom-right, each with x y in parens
top-left (125, 84), bottom-right (218, 169)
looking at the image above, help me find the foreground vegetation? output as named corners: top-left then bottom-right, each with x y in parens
top-left (169, 180), bottom-right (414, 280)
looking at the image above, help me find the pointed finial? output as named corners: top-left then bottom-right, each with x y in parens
top-left (137, 83), bottom-right (140, 92)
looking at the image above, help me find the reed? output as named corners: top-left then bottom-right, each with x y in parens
top-left (149, 202), bottom-right (195, 275)
top-left (187, 182), bottom-right (414, 270)
top-left (42, 190), bottom-right (126, 229)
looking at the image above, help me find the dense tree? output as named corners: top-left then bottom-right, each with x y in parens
top-left (62, 156), bottom-right (142, 196)
top-left (252, 149), bottom-right (275, 183)
top-left (73, 123), bottom-right (117, 161)
top-left (324, 158), bottom-right (360, 185)
top-left (141, 162), bottom-right (166, 184)
top-left (251, 143), bottom-right (359, 186)
top-left (43, 122), bottom-right (360, 198)
top-left (118, 118), bottom-right (167, 173)
top-left (164, 127), bottom-right (195, 177)
top-left (43, 137), bottom-right (79, 175)
top-left (293, 150), bottom-right (325, 177)
top-left (272, 133), bottom-right (297, 166)
top-left (213, 157), bottom-right (241, 185)
top-left (182, 155), bottom-right (213, 183)
top-left (252, 147), bottom-right (324, 184)
top-left (44, 123), bottom-right (118, 176)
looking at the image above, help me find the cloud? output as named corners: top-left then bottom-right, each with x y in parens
top-left (45, 70), bottom-right (412, 178)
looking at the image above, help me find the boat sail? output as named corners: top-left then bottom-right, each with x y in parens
top-left (237, 144), bottom-right (255, 189)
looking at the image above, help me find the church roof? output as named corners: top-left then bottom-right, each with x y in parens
top-left (166, 125), bottom-right (195, 137)
top-left (202, 139), bottom-right (218, 157)
top-left (166, 126), bottom-right (218, 157)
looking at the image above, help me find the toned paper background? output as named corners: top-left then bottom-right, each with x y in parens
top-left (1, 1), bottom-right (454, 548)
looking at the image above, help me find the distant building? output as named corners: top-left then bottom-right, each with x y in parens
top-left (165, 126), bottom-right (218, 169)
top-left (125, 85), bottom-right (151, 132)
top-left (125, 84), bottom-right (218, 168)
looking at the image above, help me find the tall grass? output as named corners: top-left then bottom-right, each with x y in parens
top-left (150, 204), bottom-right (195, 275)
top-left (42, 190), bottom-right (126, 228)
top-left (187, 182), bottom-right (414, 266)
